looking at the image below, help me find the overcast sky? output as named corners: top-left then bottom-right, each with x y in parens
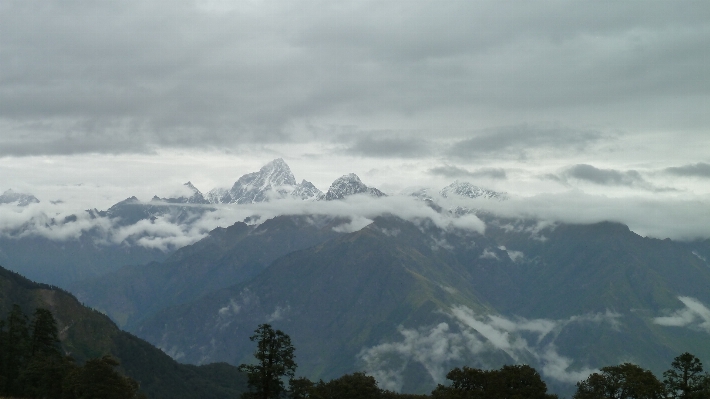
top-left (1, 0), bottom-right (709, 237)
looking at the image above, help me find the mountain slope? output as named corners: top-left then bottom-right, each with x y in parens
top-left (0, 265), bottom-right (248, 399)
top-left (71, 215), bottom-right (344, 330)
top-left (135, 217), bottom-right (497, 391)
top-left (120, 216), bottom-right (710, 396)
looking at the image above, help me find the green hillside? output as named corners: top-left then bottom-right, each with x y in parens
top-left (0, 265), bottom-right (247, 399)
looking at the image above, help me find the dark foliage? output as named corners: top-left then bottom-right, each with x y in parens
top-left (431, 364), bottom-right (557, 399)
top-left (310, 372), bottom-right (382, 399)
top-left (239, 323), bottom-right (297, 399)
top-left (664, 352), bottom-right (710, 399)
top-left (0, 305), bottom-right (144, 399)
top-left (574, 363), bottom-right (666, 399)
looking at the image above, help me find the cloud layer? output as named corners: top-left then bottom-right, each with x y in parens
top-left (358, 305), bottom-right (620, 391)
top-left (1, 0), bottom-right (709, 157)
top-left (653, 296), bottom-right (710, 333)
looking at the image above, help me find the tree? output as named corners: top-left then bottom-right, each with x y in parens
top-left (663, 352), bottom-right (706, 399)
top-left (491, 364), bottom-right (555, 399)
top-left (239, 324), bottom-right (296, 399)
top-left (64, 355), bottom-right (143, 399)
top-left (310, 372), bottom-right (382, 399)
top-left (1, 304), bottom-right (29, 396)
top-left (432, 365), bottom-right (556, 399)
top-left (19, 308), bottom-right (69, 399)
top-left (289, 376), bottom-right (314, 399)
top-left (28, 308), bottom-right (61, 358)
top-left (574, 363), bottom-right (665, 399)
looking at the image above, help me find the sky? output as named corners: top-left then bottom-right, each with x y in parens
top-left (1, 0), bottom-right (710, 239)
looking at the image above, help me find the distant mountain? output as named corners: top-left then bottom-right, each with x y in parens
top-left (207, 159), bottom-right (324, 204)
top-left (0, 189), bottom-right (40, 206)
top-left (135, 216), bottom-right (497, 392)
top-left (0, 264), bottom-right (248, 399)
top-left (70, 215), bottom-right (344, 330)
top-left (162, 182), bottom-right (210, 204)
top-left (92, 215), bottom-right (710, 396)
top-left (325, 173), bottom-right (386, 200)
top-left (0, 232), bottom-right (167, 288)
top-left (439, 181), bottom-right (507, 200)
top-left (99, 182), bottom-right (212, 227)
top-left (292, 179), bottom-right (325, 201)
top-left (206, 187), bottom-right (232, 204)
top-left (228, 158), bottom-right (298, 203)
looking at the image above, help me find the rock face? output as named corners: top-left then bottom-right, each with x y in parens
top-left (439, 181), bottom-right (507, 200)
top-left (324, 173), bottom-right (386, 200)
top-left (0, 189), bottom-right (40, 206)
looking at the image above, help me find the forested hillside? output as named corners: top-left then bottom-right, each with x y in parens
top-left (0, 265), bottom-right (248, 399)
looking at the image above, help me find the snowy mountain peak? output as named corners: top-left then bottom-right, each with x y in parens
top-left (291, 180), bottom-right (325, 201)
top-left (0, 189), bottom-right (40, 207)
top-left (206, 187), bottom-right (232, 204)
top-left (325, 174), bottom-right (386, 200)
top-left (440, 181), bottom-right (507, 200)
top-left (228, 158), bottom-right (298, 204)
top-left (181, 182), bottom-right (208, 204)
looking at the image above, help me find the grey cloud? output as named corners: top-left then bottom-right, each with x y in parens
top-left (448, 125), bottom-right (605, 159)
top-left (562, 164), bottom-right (676, 192)
top-left (664, 163), bottom-right (710, 178)
top-left (564, 164), bottom-right (643, 186)
top-left (341, 134), bottom-right (433, 158)
top-left (429, 165), bottom-right (507, 180)
top-left (1, 0), bottom-right (708, 156)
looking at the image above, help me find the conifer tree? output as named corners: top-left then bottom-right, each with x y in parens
top-left (664, 352), bottom-right (707, 399)
top-left (238, 324), bottom-right (296, 399)
top-left (1, 304), bottom-right (30, 396)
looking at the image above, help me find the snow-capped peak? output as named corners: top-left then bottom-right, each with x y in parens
top-left (440, 181), bottom-right (507, 200)
top-left (291, 180), bottom-right (324, 201)
top-left (325, 174), bottom-right (386, 200)
top-left (227, 158), bottom-right (298, 204)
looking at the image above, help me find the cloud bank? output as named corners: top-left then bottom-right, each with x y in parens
top-left (358, 305), bottom-right (619, 391)
top-left (2, 183), bottom-right (710, 254)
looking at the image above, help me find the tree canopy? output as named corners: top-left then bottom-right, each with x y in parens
top-left (574, 363), bottom-right (666, 399)
top-left (0, 305), bottom-right (144, 399)
top-left (239, 323), bottom-right (297, 399)
top-left (664, 352), bottom-right (710, 399)
top-left (431, 364), bottom-right (557, 399)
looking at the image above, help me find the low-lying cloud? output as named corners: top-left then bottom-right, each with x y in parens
top-left (358, 305), bottom-right (618, 391)
top-left (653, 296), bottom-right (710, 333)
top-left (3, 184), bottom-right (710, 253)
top-left (0, 194), bottom-right (489, 251)
top-left (467, 191), bottom-right (710, 241)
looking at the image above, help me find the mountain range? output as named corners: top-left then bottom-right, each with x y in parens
top-left (2, 158), bottom-right (710, 397)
